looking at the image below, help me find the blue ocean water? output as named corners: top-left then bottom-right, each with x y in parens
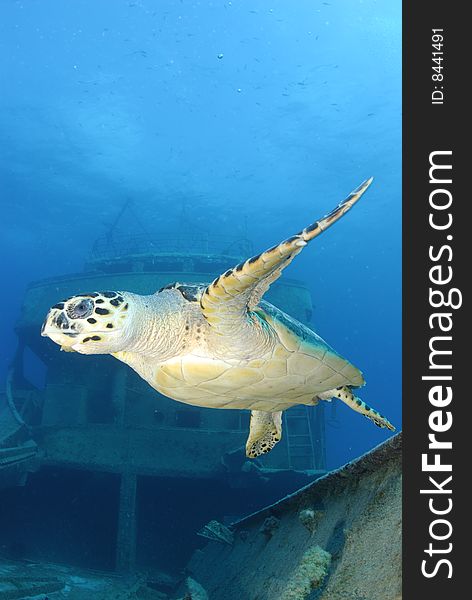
top-left (0, 0), bottom-right (400, 576)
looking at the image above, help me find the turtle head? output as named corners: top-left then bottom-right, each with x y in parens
top-left (41, 291), bottom-right (132, 354)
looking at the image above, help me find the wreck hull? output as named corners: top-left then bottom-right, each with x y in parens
top-left (184, 434), bottom-right (402, 600)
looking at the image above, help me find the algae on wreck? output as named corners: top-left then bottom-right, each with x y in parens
top-left (280, 545), bottom-right (331, 600)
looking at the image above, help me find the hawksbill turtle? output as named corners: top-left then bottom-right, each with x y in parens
top-left (41, 178), bottom-right (394, 458)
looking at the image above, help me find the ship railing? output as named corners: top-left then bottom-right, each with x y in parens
top-left (89, 233), bottom-right (253, 262)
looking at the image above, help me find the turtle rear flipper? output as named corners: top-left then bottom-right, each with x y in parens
top-left (320, 386), bottom-right (395, 431)
top-left (246, 410), bottom-right (283, 458)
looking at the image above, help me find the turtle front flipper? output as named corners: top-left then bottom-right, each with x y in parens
top-left (201, 178), bottom-right (373, 333)
top-left (320, 386), bottom-right (395, 431)
top-left (246, 410), bottom-right (283, 458)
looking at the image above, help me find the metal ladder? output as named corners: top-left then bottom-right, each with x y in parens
top-left (284, 406), bottom-right (316, 470)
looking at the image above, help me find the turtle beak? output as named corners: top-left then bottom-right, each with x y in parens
top-left (41, 309), bottom-right (64, 337)
top-left (41, 310), bottom-right (78, 346)
top-left (41, 311), bottom-right (57, 338)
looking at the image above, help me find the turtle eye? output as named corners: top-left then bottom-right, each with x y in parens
top-left (67, 298), bottom-right (94, 319)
